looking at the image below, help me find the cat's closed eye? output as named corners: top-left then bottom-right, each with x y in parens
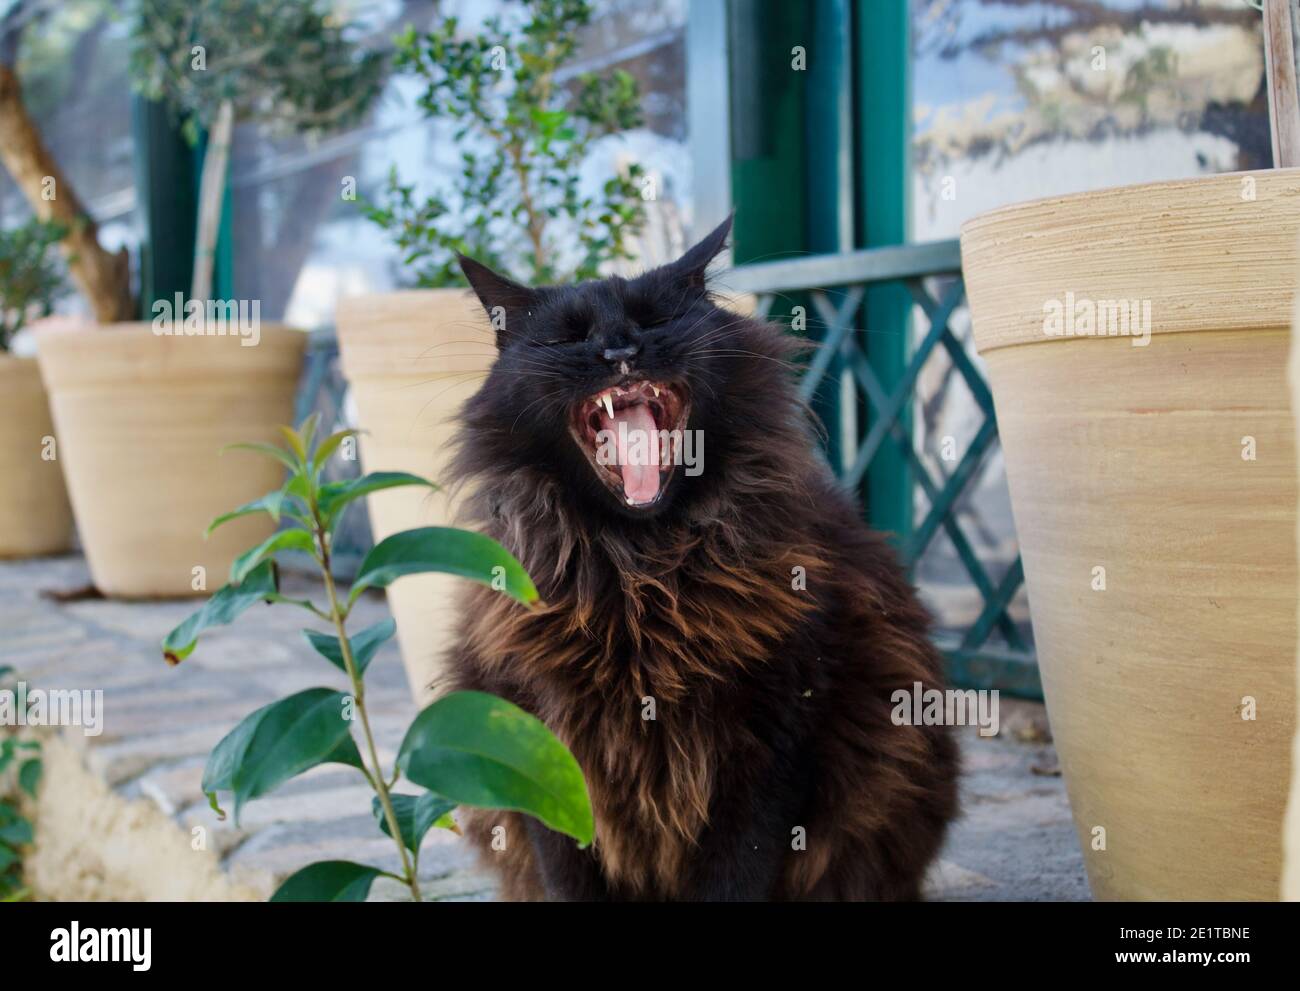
top-left (627, 303), bottom-right (674, 330)
top-left (535, 312), bottom-right (592, 346)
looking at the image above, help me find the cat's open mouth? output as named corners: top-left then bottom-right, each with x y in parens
top-left (569, 379), bottom-right (689, 509)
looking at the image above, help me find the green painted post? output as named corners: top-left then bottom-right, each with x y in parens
top-left (727, 0), bottom-right (853, 472)
top-left (131, 96), bottom-right (231, 309)
top-left (130, 96), bottom-right (197, 314)
top-left (215, 175), bottom-right (235, 302)
top-left (854, 0), bottom-right (913, 547)
top-left (804, 0), bottom-right (854, 475)
top-left (726, 0), bottom-right (809, 266)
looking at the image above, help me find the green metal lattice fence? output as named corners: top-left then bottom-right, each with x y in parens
top-left (724, 239), bottom-right (1041, 699)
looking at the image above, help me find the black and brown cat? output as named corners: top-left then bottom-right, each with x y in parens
top-left (441, 217), bottom-right (959, 900)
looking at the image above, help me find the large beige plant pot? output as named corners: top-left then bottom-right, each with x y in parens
top-left (35, 324), bottom-right (305, 597)
top-left (962, 169), bottom-right (1300, 900)
top-left (1284, 266), bottom-right (1300, 902)
top-left (0, 354), bottom-right (73, 557)
top-left (336, 290), bottom-right (493, 705)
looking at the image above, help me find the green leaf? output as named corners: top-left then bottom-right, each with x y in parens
top-left (285, 473), bottom-right (312, 502)
top-left (371, 792), bottom-right (457, 854)
top-left (350, 527), bottom-right (538, 607)
top-left (397, 690), bottom-right (592, 845)
top-left (206, 488), bottom-right (289, 536)
top-left (222, 441), bottom-right (298, 473)
top-left (18, 759), bottom-right (41, 799)
top-left (302, 618), bottom-right (395, 677)
top-left (269, 861), bottom-right (383, 902)
top-left (297, 412), bottom-right (322, 455)
top-left (0, 819), bottom-right (33, 846)
top-left (311, 428), bottom-right (361, 473)
top-left (202, 688), bottom-right (362, 823)
top-left (318, 471), bottom-right (437, 528)
top-left (277, 425), bottom-right (307, 464)
top-left (0, 844), bottom-right (16, 873)
top-left (162, 562), bottom-right (279, 665)
top-left (266, 592), bottom-right (326, 618)
top-left (229, 528), bottom-right (316, 584)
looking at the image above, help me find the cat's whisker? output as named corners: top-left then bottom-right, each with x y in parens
top-left (413, 338), bottom-right (497, 350)
top-left (685, 349), bottom-right (800, 372)
top-left (411, 372), bottom-right (495, 422)
top-left (411, 336), bottom-right (496, 358)
top-left (674, 310), bottom-right (715, 340)
top-left (508, 387), bottom-right (571, 434)
top-left (685, 317), bottom-right (759, 348)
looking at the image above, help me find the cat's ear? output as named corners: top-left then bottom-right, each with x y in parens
top-left (666, 214), bottom-right (733, 291)
top-left (457, 255), bottom-right (540, 347)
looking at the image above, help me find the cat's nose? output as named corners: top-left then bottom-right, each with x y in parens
top-left (602, 344), bottom-right (640, 364)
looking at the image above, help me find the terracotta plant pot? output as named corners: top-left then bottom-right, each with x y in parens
top-left (0, 353), bottom-right (73, 557)
top-left (35, 323), bottom-right (305, 598)
top-left (961, 169), bottom-right (1300, 900)
top-left (336, 290), bottom-right (492, 705)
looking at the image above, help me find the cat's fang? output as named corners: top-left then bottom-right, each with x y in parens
top-left (568, 378), bottom-right (689, 512)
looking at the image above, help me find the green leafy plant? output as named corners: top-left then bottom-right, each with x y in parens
top-left (130, 0), bottom-right (386, 302)
top-left (0, 217), bottom-right (67, 352)
top-left (365, 0), bottom-right (647, 287)
top-left (0, 665), bottom-right (43, 903)
top-left (161, 415), bottom-right (592, 902)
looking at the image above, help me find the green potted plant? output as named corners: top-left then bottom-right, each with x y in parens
top-left (338, 0), bottom-right (647, 703)
top-left (960, 0), bottom-right (1300, 900)
top-left (0, 217), bottom-right (73, 558)
top-left (30, 0), bottom-right (383, 597)
top-left (162, 416), bottom-right (592, 901)
top-left (129, 0), bottom-right (385, 305)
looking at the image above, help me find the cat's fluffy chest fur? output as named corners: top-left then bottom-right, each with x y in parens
top-left (448, 479), bottom-right (827, 898)
top-left (444, 469), bottom-right (958, 901)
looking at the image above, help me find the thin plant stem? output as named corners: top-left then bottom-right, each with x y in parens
top-left (310, 502), bottom-right (421, 902)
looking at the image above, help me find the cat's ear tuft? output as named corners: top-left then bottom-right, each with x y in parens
top-left (457, 254), bottom-right (539, 347)
top-left (667, 214), bottom-right (733, 291)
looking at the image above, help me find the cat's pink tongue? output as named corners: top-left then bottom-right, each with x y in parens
top-left (606, 402), bottom-right (661, 505)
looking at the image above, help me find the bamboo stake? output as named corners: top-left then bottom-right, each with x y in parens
top-left (1265, 0), bottom-right (1300, 167)
top-left (190, 99), bottom-right (234, 304)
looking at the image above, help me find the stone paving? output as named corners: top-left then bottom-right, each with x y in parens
top-left (0, 553), bottom-right (1089, 901)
